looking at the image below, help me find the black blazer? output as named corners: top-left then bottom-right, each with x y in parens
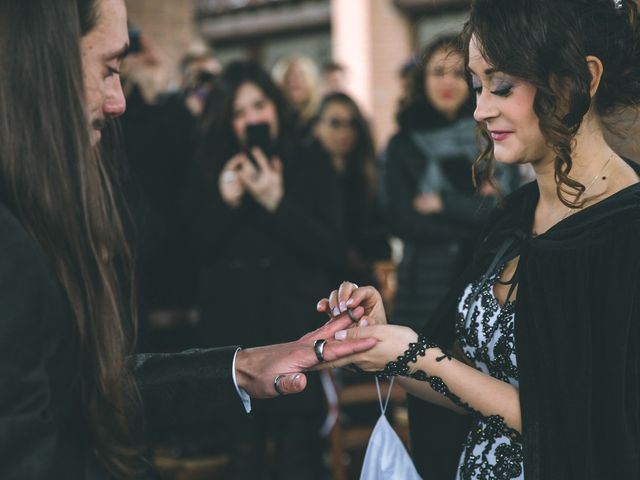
top-left (0, 200), bottom-right (244, 479)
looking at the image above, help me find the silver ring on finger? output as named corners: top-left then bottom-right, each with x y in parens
top-left (314, 339), bottom-right (327, 363)
top-left (222, 171), bottom-right (236, 183)
top-left (274, 374), bottom-right (286, 396)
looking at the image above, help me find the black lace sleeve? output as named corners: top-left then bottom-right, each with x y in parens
top-left (380, 334), bottom-right (521, 442)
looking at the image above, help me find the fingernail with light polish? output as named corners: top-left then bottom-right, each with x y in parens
top-left (339, 301), bottom-right (347, 312)
top-left (346, 298), bottom-right (354, 306)
top-left (332, 306), bottom-right (340, 316)
top-left (358, 319), bottom-right (368, 327)
top-left (316, 301), bottom-right (323, 311)
top-left (335, 330), bottom-right (347, 340)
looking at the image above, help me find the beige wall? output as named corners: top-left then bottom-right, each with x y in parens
top-left (125, 0), bottom-right (201, 88)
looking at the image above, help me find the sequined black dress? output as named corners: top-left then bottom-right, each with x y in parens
top-left (454, 265), bottom-right (523, 479)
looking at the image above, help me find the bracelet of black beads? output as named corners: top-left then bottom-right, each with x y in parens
top-left (378, 333), bottom-right (451, 377)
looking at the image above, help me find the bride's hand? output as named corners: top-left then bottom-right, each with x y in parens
top-left (312, 324), bottom-right (418, 372)
top-left (316, 281), bottom-right (388, 326)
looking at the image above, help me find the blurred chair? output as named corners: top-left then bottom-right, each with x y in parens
top-left (373, 259), bottom-right (398, 316)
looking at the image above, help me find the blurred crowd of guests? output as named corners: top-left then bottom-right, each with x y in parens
top-left (119, 29), bottom-right (525, 480)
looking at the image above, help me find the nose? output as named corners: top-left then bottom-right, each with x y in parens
top-left (473, 89), bottom-right (498, 123)
top-left (245, 109), bottom-right (264, 125)
top-left (103, 77), bottom-right (126, 118)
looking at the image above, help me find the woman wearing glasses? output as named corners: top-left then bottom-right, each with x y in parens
top-left (313, 93), bottom-right (391, 289)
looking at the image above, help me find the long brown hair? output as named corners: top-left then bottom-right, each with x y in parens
top-left (0, 0), bottom-right (140, 476)
top-left (463, 0), bottom-right (640, 207)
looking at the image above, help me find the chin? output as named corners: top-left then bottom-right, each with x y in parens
top-left (493, 148), bottom-right (524, 165)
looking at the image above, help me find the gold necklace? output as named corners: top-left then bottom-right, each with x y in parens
top-left (560, 154), bottom-right (613, 220)
top-left (533, 155), bottom-right (614, 236)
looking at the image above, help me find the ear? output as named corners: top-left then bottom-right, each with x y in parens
top-left (585, 55), bottom-right (604, 98)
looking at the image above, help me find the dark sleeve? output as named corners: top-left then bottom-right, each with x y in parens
top-left (0, 223), bottom-right (65, 479)
top-left (266, 149), bottom-right (344, 268)
top-left (130, 346), bottom-right (246, 437)
top-left (385, 133), bottom-right (468, 243)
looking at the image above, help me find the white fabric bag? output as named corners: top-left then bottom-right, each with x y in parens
top-left (359, 377), bottom-right (422, 480)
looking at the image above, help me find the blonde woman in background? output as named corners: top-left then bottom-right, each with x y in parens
top-left (272, 55), bottom-right (321, 139)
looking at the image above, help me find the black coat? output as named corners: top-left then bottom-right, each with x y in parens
top-left (412, 176), bottom-right (640, 479)
top-left (384, 127), bottom-right (495, 330)
top-left (0, 200), bottom-right (244, 479)
top-left (192, 142), bottom-right (343, 349)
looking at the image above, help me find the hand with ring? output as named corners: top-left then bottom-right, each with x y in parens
top-left (235, 314), bottom-right (376, 398)
top-left (219, 154), bottom-right (247, 208)
top-left (316, 281), bottom-right (388, 326)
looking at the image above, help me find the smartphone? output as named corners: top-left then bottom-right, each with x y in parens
top-left (245, 123), bottom-right (273, 167)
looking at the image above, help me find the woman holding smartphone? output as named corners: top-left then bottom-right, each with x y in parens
top-left (190, 60), bottom-right (343, 480)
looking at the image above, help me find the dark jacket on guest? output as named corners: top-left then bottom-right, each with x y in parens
top-left (385, 101), bottom-right (497, 332)
top-left (307, 140), bottom-right (391, 288)
top-left (192, 141), bottom-right (343, 351)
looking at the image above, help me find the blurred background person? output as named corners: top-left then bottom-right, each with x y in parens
top-left (321, 60), bottom-right (348, 94)
top-left (189, 60), bottom-right (344, 480)
top-left (312, 93), bottom-right (391, 288)
top-left (272, 54), bottom-right (322, 140)
top-left (178, 46), bottom-right (221, 117)
top-left (385, 33), bottom-right (518, 332)
top-left (382, 33), bottom-right (519, 475)
top-left (120, 31), bottom-right (219, 355)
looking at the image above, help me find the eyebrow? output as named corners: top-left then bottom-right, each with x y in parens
top-left (467, 66), bottom-right (497, 76)
top-left (104, 43), bottom-right (130, 62)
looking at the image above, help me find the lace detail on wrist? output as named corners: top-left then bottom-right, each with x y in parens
top-left (378, 334), bottom-right (450, 377)
top-left (380, 334), bottom-right (521, 442)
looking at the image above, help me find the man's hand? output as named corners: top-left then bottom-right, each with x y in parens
top-left (234, 314), bottom-right (376, 398)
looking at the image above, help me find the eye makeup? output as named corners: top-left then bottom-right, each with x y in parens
top-left (471, 73), bottom-right (516, 97)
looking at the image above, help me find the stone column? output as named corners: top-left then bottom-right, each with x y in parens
top-left (331, 0), bottom-right (412, 149)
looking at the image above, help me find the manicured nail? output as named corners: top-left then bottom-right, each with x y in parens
top-left (358, 319), bottom-right (368, 327)
top-left (335, 330), bottom-right (347, 340)
top-left (339, 301), bottom-right (347, 312)
top-left (332, 306), bottom-right (340, 316)
top-left (316, 301), bottom-right (323, 311)
top-left (346, 298), bottom-right (354, 306)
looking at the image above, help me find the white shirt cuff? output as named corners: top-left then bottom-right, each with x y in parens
top-left (232, 347), bottom-right (252, 413)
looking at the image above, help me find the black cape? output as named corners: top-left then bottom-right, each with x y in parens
top-left (413, 175), bottom-right (640, 479)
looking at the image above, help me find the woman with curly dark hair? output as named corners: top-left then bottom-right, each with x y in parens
top-left (319, 0), bottom-right (640, 478)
